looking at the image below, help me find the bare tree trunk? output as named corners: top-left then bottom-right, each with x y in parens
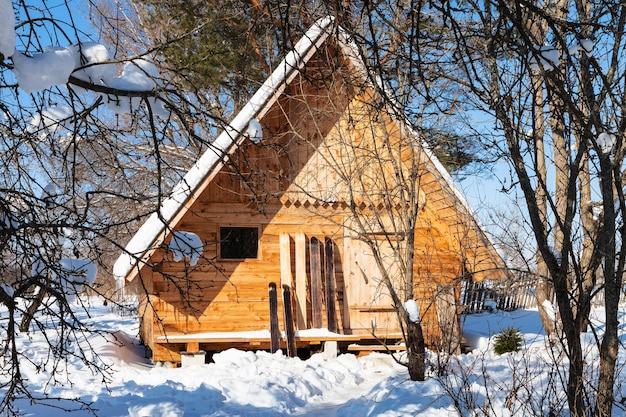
top-left (535, 264), bottom-right (554, 333)
top-left (576, 90), bottom-right (598, 334)
top-left (594, 153), bottom-right (619, 417)
top-left (19, 289), bottom-right (45, 333)
top-left (515, 0), bottom-right (559, 338)
top-left (575, 0), bottom-right (601, 335)
top-left (553, 268), bottom-right (587, 417)
top-left (404, 206), bottom-right (426, 381)
top-left (549, 94), bottom-right (568, 263)
top-left (532, 76), bottom-right (555, 336)
top-left (406, 318), bottom-right (425, 381)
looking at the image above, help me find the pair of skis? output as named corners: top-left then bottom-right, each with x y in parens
top-left (268, 282), bottom-right (296, 356)
top-left (268, 236), bottom-right (337, 356)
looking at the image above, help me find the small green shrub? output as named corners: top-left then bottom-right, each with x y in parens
top-left (493, 327), bottom-right (524, 355)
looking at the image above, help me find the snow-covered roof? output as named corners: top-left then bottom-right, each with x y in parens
top-left (113, 17), bottom-right (337, 285)
top-left (114, 17), bottom-right (504, 286)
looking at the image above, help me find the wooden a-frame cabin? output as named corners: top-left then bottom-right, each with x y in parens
top-left (114, 18), bottom-right (507, 363)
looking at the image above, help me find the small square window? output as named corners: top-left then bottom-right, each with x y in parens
top-left (219, 226), bottom-right (259, 259)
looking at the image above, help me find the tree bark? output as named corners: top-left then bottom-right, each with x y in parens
top-left (550, 267), bottom-right (587, 417)
top-left (532, 76), bottom-right (556, 336)
top-left (594, 154), bottom-right (619, 417)
top-left (406, 318), bottom-right (426, 381)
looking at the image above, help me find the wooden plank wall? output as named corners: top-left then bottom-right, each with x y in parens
top-left (142, 201), bottom-right (468, 357)
top-left (145, 203), bottom-right (345, 339)
top-left (133, 40), bottom-right (486, 359)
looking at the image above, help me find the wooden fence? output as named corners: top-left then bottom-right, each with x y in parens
top-left (461, 274), bottom-right (536, 313)
top-left (461, 273), bottom-right (610, 314)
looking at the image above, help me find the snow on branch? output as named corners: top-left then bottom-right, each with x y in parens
top-left (597, 132), bottom-right (616, 155)
top-left (169, 231), bottom-right (203, 266)
top-left (248, 119), bottom-right (263, 143)
top-left (528, 39), bottom-right (595, 72)
top-left (70, 43), bottom-right (117, 86)
top-left (1, 1), bottom-right (171, 120)
top-left (58, 259), bottom-right (98, 302)
top-left (0, 0), bottom-right (15, 59)
top-left (31, 257), bottom-right (98, 302)
top-left (568, 39), bottom-right (594, 56)
top-left (27, 105), bottom-right (74, 137)
top-left (528, 46), bottom-right (560, 72)
top-left (12, 47), bottom-right (76, 93)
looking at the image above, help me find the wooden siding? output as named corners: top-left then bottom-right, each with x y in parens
top-left (140, 201), bottom-right (467, 359)
top-left (132, 40), bottom-right (502, 362)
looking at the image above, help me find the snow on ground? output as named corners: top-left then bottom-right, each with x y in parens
top-left (4, 298), bottom-right (626, 416)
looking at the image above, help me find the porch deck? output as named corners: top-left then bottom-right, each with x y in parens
top-left (155, 329), bottom-right (406, 358)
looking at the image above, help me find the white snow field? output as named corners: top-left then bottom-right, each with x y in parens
top-left (4, 296), bottom-right (626, 417)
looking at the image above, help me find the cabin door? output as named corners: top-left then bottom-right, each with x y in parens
top-left (344, 237), bottom-right (401, 333)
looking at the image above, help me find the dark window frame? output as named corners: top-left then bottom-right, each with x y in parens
top-left (218, 225), bottom-right (260, 260)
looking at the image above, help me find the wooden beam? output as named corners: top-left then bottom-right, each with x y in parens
top-left (309, 237), bottom-right (323, 328)
top-left (324, 237), bottom-right (338, 333)
top-left (280, 233), bottom-right (293, 287)
top-left (185, 341), bottom-right (200, 353)
top-left (347, 344), bottom-right (406, 351)
top-left (280, 233), bottom-right (297, 356)
top-left (156, 332), bottom-right (405, 344)
top-left (295, 232), bottom-right (308, 330)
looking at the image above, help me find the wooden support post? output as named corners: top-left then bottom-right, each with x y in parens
top-left (283, 285), bottom-right (297, 357)
top-left (268, 283), bottom-right (280, 353)
top-left (309, 237), bottom-right (323, 328)
top-left (324, 237), bottom-right (338, 333)
top-left (295, 232), bottom-right (308, 330)
top-left (280, 233), bottom-right (297, 357)
top-left (185, 341), bottom-right (200, 353)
